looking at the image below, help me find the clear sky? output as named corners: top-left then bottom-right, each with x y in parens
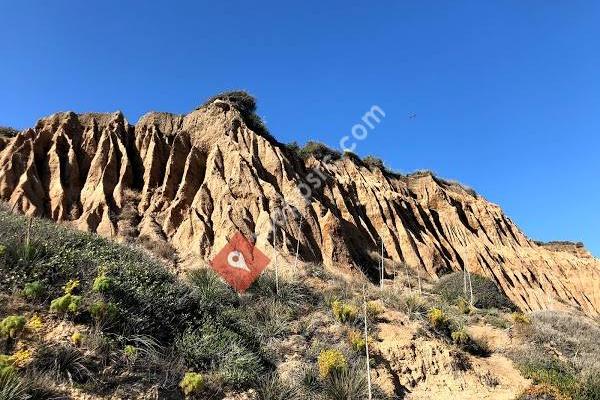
top-left (1, 1), bottom-right (598, 255)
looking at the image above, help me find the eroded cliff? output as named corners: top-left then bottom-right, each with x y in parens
top-left (1, 96), bottom-right (598, 316)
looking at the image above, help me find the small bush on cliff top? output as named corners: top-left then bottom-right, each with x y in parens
top-left (298, 141), bottom-right (341, 162)
top-left (363, 155), bottom-right (385, 170)
top-left (0, 126), bottom-right (18, 138)
top-left (200, 90), bottom-right (257, 114)
top-left (198, 90), bottom-right (278, 144)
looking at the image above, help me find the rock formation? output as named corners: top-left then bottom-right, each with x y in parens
top-left (1, 95), bottom-right (598, 316)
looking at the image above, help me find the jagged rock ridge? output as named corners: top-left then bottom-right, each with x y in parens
top-left (1, 97), bottom-right (598, 316)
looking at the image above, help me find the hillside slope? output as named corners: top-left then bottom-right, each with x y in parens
top-left (0, 94), bottom-right (598, 316)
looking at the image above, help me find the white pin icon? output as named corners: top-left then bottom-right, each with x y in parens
top-left (227, 250), bottom-right (250, 272)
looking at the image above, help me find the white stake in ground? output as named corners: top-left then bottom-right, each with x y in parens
top-left (293, 214), bottom-right (303, 270)
top-left (363, 285), bottom-right (373, 400)
top-left (467, 266), bottom-right (474, 306)
top-left (380, 239), bottom-right (384, 289)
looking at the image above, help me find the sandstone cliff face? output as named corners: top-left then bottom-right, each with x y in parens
top-left (1, 100), bottom-right (598, 316)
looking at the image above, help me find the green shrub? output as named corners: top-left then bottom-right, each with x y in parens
top-left (198, 91), bottom-right (276, 143)
top-left (577, 372), bottom-right (600, 400)
top-left (176, 324), bottom-right (262, 386)
top-left (219, 343), bottom-right (264, 386)
top-left (0, 316), bottom-right (26, 339)
top-left (451, 328), bottom-right (470, 345)
top-left (71, 331), bottom-right (83, 347)
top-left (520, 359), bottom-right (579, 397)
top-left (92, 274), bottom-right (112, 293)
top-left (179, 372), bottom-right (204, 397)
top-left (284, 141), bottom-right (301, 158)
top-left (456, 297), bottom-right (472, 314)
top-left (317, 349), bottom-right (347, 378)
top-left (22, 281), bottom-right (45, 300)
top-left (298, 141), bottom-right (341, 162)
top-left (363, 155), bottom-right (385, 170)
top-left (123, 345), bottom-right (138, 361)
top-left (331, 300), bottom-right (358, 323)
top-left (0, 127), bottom-right (18, 138)
top-left (0, 355), bottom-right (14, 377)
top-left (347, 330), bottom-right (367, 352)
top-left (481, 310), bottom-right (510, 329)
top-left (49, 294), bottom-right (81, 314)
top-left (89, 300), bottom-right (118, 322)
top-left (366, 301), bottom-right (385, 320)
top-left (187, 268), bottom-right (238, 310)
top-left (450, 328), bottom-right (491, 356)
top-left (199, 90), bottom-right (257, 114)
top-left (62, 279), bottom-right (79, 295)
top-left (247, 299), bottom-right (294, 341)
top-left (513, 312), bottom-right (531, 325)
top-left (250, 270), bottom-right (311, 306)
top-left (0, 244), bottom-right (5, 257)
top-left (393, 293), bottom-right (428, 319)
top-left (428, 308), bottom-right (449, 330)
top-left (434, 272), bottom-right (515, 310)
top-left (517, 384), bottom-right (570, 400)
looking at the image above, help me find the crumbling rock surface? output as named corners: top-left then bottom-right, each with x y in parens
top-left (1, 100), bottom-right (598, 316)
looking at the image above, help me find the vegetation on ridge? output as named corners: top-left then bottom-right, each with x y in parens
top-left (198, 90), bottom-right (278, 144)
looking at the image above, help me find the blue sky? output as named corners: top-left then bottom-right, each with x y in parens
top-left (1, 1), bottom-right (598, 255)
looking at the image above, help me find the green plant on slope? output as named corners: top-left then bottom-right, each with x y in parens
top-left (22, 281), bottom-right (45, 300)
top-left (176, 324), bottom-right (262, 386)
top-left (0, 316), bottom-right (25, 339)
top-left (179, 372), bottom-right (204, 397)
top-left (89, 300), bottom-right (118, 322)
top-left (49, 293), bottom-right (81, 314)
top-left (428, 308), bottom-right (449, 330)
top-left (92, 273), bottom-right (112, 293)
top-left (434, 272), bottom-right (515, 310)
top-left (62, 279), bottom-right (79, 294)
top-left (317, 349), bottom-right (347, 378)
top-left (331, 300), bottom-right (358, 323)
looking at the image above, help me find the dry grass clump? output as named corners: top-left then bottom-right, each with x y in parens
top-left (137, 234), bottom-right (177, 262)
